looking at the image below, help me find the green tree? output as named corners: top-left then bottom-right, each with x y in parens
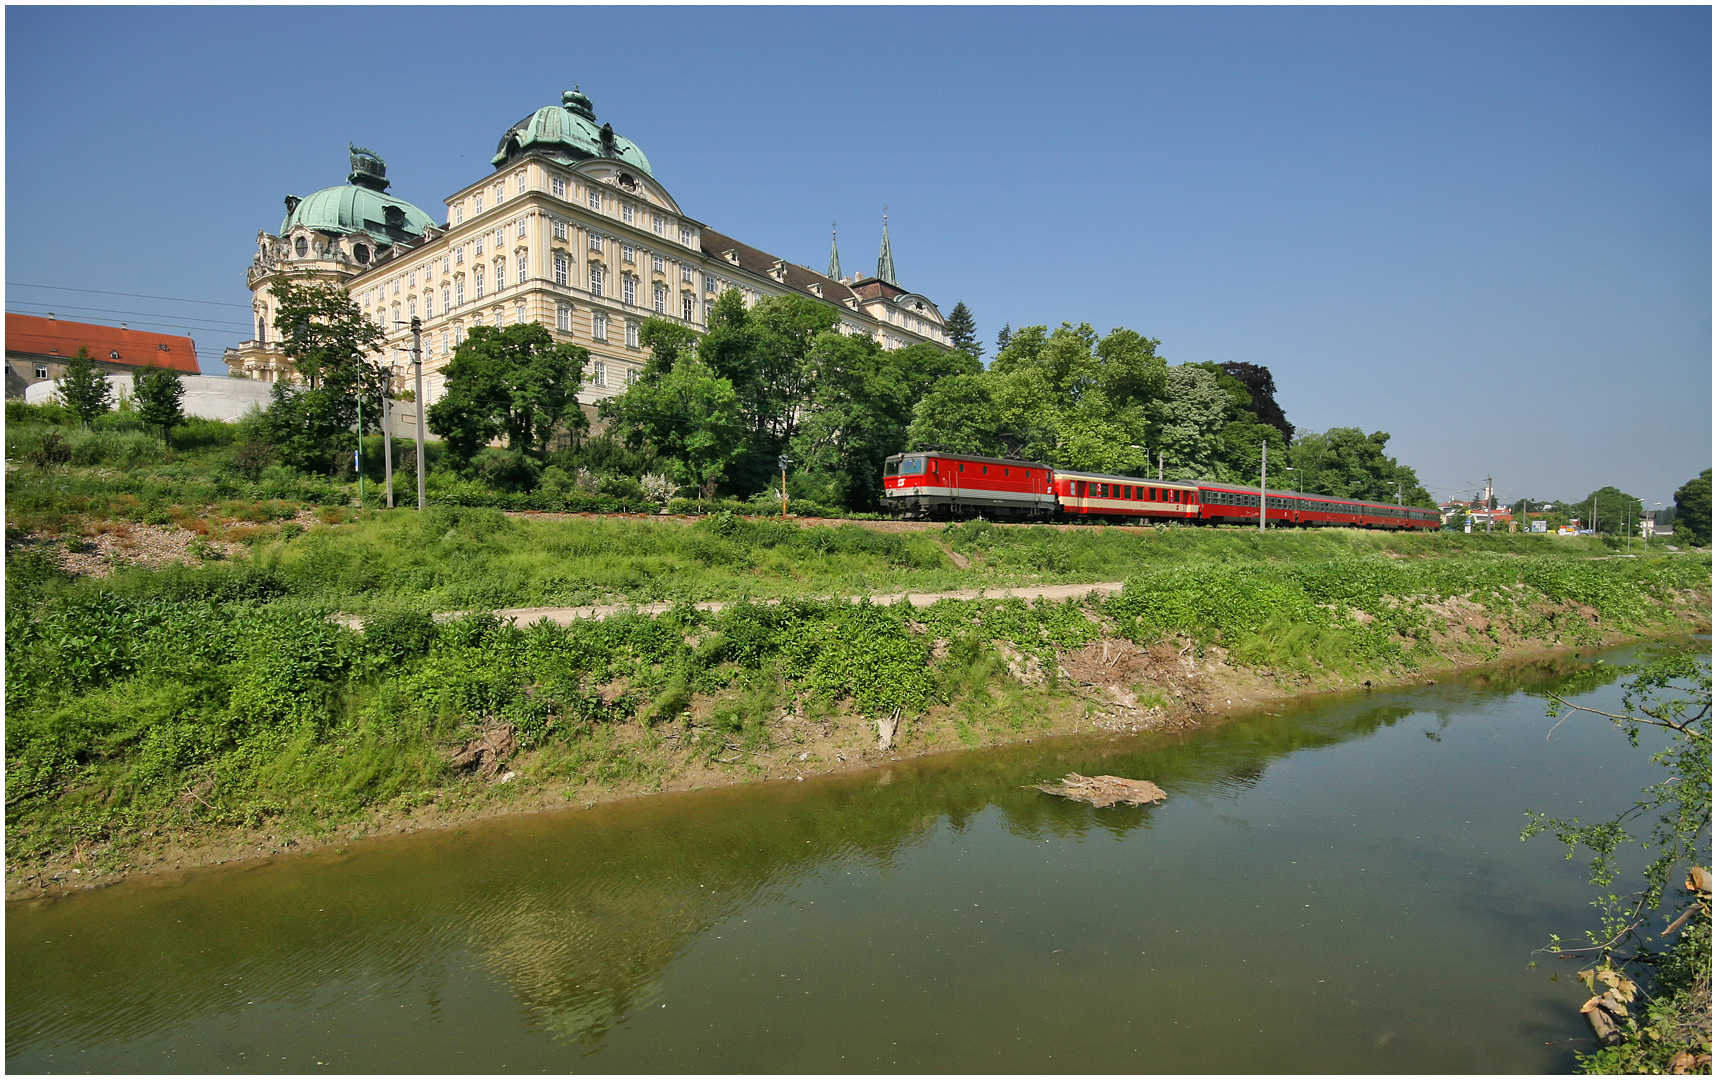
top-left (56, 347), bottom-right (111, 427)
top-left (1672, 469), bottom-right (1711, 547)
top-left (1525, 652), bottom-right (1711, 1071)
top-left (995, 324), bottom-right (1012, 354)
top-left (905, 373), bottom-right (1008, 457)
top-left (889, 340), bottom-right (982, 404)
top-left (266, 280), bottom-right (386, 474)
top-left (1152, 364), bottom-right (1230, 481)
top-left (697, 291), bottom-right (837, 493)
top-left (1286, 428), bottom-right (1433, 507)
top-left (428, 323), bottom-right (589, 467)
top-left (944, 301), bottom-right (983, 360)
top-left (1578, 486), bottom-right (1646, 537)
top-left (601, 357), bottom-right (743, 507)
top-left (637, 318), bottom-right (700, 378)
top-left (789, 332), bottom-right (920, 510)
top-left (907, 322), bottom-right (1170, 472)
top-left (131, 365), bottom-right (185, 442)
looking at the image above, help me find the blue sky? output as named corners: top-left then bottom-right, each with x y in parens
top-left (6, 6), bottom-right (1709, 507)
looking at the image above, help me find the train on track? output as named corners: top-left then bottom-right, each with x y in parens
top-left (882, 450), bottom-right (1440, 530)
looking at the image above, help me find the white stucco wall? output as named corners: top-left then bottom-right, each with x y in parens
top-left (26, 374), bottom-right (277, 422)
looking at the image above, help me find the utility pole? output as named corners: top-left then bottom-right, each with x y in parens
top-left (1158, 450), bottom-right (1164, 482)
top-left (411, 317), bottom-right (426, 512)
top-left (778, 454), bottom-right (790, 519)
top-left (355, 394), bottom-right (364, 508)
top-left (383, 367), bottom-right (394, 509)
top-left (1259, 439), bottom-right (1268, 532)
top-left (1484, 475), bottom-right (1493, 535)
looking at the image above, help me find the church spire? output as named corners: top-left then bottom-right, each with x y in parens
top-left (876, 208), bottom-right (896, 285)
top-left (828, 222), bottom-right (841, 280)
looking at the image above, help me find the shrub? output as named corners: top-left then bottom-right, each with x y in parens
top-left (469, 448), bottom-right (543, 493)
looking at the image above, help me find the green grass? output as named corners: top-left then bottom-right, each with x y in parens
top-left (34, 504), bottom-right (1645, 618)
top-left (6, 514), bottom-right (1707, 880)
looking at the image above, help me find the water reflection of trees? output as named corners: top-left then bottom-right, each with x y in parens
top-left (8, 654), bottom-right (1622, 1058)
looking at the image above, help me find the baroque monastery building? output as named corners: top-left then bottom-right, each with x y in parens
top-left (226, 88), bottom-right (949, 416)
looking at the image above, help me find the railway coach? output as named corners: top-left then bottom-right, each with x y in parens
top-left (1054, 470), bottom-right (1201, 524)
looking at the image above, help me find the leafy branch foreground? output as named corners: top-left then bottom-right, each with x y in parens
top-left (5, 541), bottom-right (1708, 891)
top-left (1526, 653), bottom-right (1712, 1074)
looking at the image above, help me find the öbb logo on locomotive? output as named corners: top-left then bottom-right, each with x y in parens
top-left (881, 451), bottom-right (1439, 529)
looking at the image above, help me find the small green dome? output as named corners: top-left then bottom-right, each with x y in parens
top-left (278, 146), bottom-right (435, 246)
top-left (491, 87), bottom-right (653, 177)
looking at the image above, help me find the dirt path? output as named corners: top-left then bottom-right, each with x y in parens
top-left (463, 581), bottom-right (1127, 629)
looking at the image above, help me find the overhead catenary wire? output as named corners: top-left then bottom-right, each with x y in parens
top-left (5, 282), bottom-right (252, 309)
top-left (5, 300), bottom-right (254, 330)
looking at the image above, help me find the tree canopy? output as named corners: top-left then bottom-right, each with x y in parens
top-left (427, 323), bottom-right (589, 465)
top-left (1576, 486), bottom-right (1646, 536)
top-left (1286, 428), bottom-right (1433, 507)
top-left (904, 322), bottom-right (1304, 485)
top-left (131, 365), bottom-right (185, 441)
top-left (264, 280), bottom-right (387, 474)
top-left (57, 347), bottom-right (111, 426)
top-left (944, 301), bottom-right (982, 360)
top-left (1672, 469), bottom-right (1710, 546)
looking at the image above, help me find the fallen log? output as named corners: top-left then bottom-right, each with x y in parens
top-left (1035, 773), bottom-right (1167, 808)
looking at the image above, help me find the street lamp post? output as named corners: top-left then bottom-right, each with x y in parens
top-left (412, 318), bottom-right (426, 511)
top-left (1259, 439), bottom-right (1268, 532)
top-left (382, 367), bottom-right (395, 509)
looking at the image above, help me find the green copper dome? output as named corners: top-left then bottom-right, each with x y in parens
top-left (491, 88), bottom-right (653, 177)
top-left (278, 146), bottom-right (436, 247)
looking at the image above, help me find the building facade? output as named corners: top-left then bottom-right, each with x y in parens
top-left (225, 89), bottom-right (949, 420)
top-left (7, 313), bottom-right (199, 399)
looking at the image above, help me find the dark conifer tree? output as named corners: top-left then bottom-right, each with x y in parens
top-left (944, 301), bottom-right (982, 359)
top-left (995, 324), bottom-right (1013, 354)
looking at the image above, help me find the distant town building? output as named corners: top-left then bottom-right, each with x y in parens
top-left (6, 314), bottom-right (198, 399)
top-left (224, 88), bottom-right (951, 423)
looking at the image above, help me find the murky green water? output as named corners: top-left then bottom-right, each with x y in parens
top-left (9, 644), bottom-right (1698, 1073)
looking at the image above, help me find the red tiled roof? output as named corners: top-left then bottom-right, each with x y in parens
top-left (5, 314), bottom-right (199, 374)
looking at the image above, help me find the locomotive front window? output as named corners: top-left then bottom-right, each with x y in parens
top-left (900, 457), bottom-right (925, 476)
top-left (884, 460), bottom-right (899, 477)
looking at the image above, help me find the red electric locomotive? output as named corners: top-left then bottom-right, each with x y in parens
top-left (882, 451), bottom-right (1056, 520)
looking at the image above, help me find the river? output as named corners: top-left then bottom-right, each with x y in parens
top-left (7, 643), bottom-right (1697, 1073)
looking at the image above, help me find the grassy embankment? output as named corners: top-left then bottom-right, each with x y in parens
top-left (5, 502), bottom-right (1709, 891)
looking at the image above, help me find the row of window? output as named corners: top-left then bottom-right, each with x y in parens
top-left (453, 169), bottom-right (697, 252)
top-left (1075, 483), bottom-right (1191, 504)
top-left (453, 171), bottom-right (529, 224)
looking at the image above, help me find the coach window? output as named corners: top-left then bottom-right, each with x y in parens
top-left (1099, 484), bottom-right (1108, 498)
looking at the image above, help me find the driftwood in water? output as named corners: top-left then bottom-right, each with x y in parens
top-left (450, 723), bottom-right (517, 779)
top-left (876, 709), bottom-right (901, 750)
top-left (1035, 773), bottom-right (1167, 808)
